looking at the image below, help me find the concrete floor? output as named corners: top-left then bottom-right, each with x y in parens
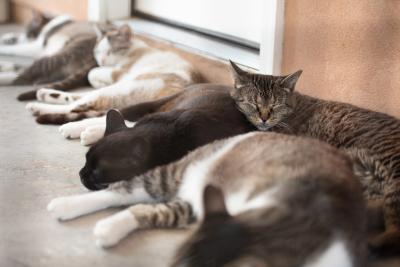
top-left (0, 25), bottom-right (399, 267)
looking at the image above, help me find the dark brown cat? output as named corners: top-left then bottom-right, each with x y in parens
top-left (15, 35), bottom-right (98, 101)
top-left (79, 84), bottom-right (256, 190)
top-left (229, 60), bottom-right (400, 256)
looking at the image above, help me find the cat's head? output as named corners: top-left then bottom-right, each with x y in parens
top-left (94, 24), bottom-right (133, 66)
top-left (79, 110), bottom-right (150, 190)
top-left (229, 61), bottom-right (302, 131)
top-left (26, 10), bottom-right (53, 39)
top-left (172, 186), bottom-right (265, 267)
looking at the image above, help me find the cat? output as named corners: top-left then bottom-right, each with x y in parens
top-left (77, 84), bottom-right (255, 190)
top-left (229, 60), bottom-right (400, 256)
top-left (25, 24), bottom-right (202, 126)
top-left (12, 35), bottom-right (98, 101)
top-left (0, 10), bottom-right (53, 45)
top-left (0, 15), bottom-right (101, 58)
top-left (47, 131), bottom-right (367, 267)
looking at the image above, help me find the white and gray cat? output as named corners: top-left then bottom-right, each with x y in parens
top-left (25, 24), bottom-right (200, 144)
top-left (47, 131), bottom-right (366, 267)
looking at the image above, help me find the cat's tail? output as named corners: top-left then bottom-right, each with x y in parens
top-left (36, 110), bottom-right (105, 125)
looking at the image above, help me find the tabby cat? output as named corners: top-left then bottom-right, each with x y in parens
top-left (5, 35), bottom-right (98, 101)
top-left (229, 60), bottom-right (400, 255)
top-left (76, 84), bottom-right (255, 190)
top-left (47, 132), bottom-right (366, 267)
top-left (25, 25), bottom-right (201, 125)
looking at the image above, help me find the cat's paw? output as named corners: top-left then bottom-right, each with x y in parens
top-left (88, 67), bottom-right (114, 88)
top-left (47, 196), bottom-right (82, 220)
top-left (94, 210), bottom-right (138, 248)
top-left (25, 102), bottom-right (42, 116)
top-left (80, 124), bottom-right (106, 146)
top-left (37, 88), bottom-right (75, 104)
top-left (59, 122), bottom-right (86, 139)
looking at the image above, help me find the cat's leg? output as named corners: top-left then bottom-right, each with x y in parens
top-left (59, 116), bottom-right (106, 139)
top-left (26, 102), bottom-right (75, 116)
top-left (368, 179), bottom-right (400, 256)
top-left (80, 121), bottom-right (136, 146)
top-left (93, 199), bottom-right (193, 247)
top-left (88, 66), bottom-right (116, 88)
top-left (36, 88), bottom-right (84, 104)
top-left (47, 181), bottom-right (155, 221)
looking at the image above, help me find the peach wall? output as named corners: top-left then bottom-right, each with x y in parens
top-left (282, 0), bottom-right (400, 117)
top-left (11, 0), bottom-right (87, 22)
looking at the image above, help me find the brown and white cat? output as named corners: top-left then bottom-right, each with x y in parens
top-left (25, 25), bottom-right (201, 125)
top-left (229, 60), bottom-right (400, 256)
top-left (47, 132), bottom-right (366, 267)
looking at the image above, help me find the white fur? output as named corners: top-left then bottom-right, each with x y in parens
top-left (80, 124), bottom-right (107, 146)
top-left (37, 88), bottom-right (82, 104)
top-left (0, 15), bottom-right (71, 58)
top-left (303, 239), bottom-right (353, 267)
top-left (177, 132), bottom-right (258, 219)
top-left (226, 186), bottom-right (279, 216)
top-left (59, 117), bottom-right (106, 139)
top-left (88, 66), bottom-right (115, 88)
top-left (47, 187), bottom-right (152, 220)
top-left (94, 209), bottom-right (138, 247)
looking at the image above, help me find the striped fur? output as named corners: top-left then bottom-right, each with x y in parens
top-left (230, 61), bottom-right (400, 256)
top-left (48, 132), bottom-right (366, 266)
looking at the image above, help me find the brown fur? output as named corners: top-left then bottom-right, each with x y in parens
top-left (230, 61), bottom-right (400, 256)
top-left (104, 132), bottom-right (366, 267)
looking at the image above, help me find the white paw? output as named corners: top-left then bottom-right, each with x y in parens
top-left (25, 102), bottom-right (41, 116)
top-left (88, 67), bottom-right (114, 88)
top-left (94, 210), bottom-right (138, 248)
top-left (47, 196), bottom-right (82, 221)
top-left (37, 88), bottom-right (75, 104)
top-left (81, 125), bottom-right (106, 146)
top-left (59, 122), bottom-right (86, 139)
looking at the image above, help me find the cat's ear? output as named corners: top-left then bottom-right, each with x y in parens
top-left (105, 109), bottom-right (127, 136)
top-left (280, 70), bottom-right (302, 92)
top-left (203, 185), bottom-right (229, 219)
top-left (229, 60), bottom-right (250, 88)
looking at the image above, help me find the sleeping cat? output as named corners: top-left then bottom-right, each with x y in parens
top-left (0, 15), bottom-right (102, 58)
top-left (0, 10), bottom-right (53, 45)
top-left (25, 24), bottom-right (201, 124)
top-left (77, 84), bottom-right (255, 190)
top-left (5, 35), bottom-right (98, 101)
top-left (47, 132), bottom-right (367, 267)
top-left (229, 60), bottom-right (400, 256)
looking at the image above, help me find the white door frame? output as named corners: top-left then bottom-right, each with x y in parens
top-left (89, 0), bottom-right (285, 74)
